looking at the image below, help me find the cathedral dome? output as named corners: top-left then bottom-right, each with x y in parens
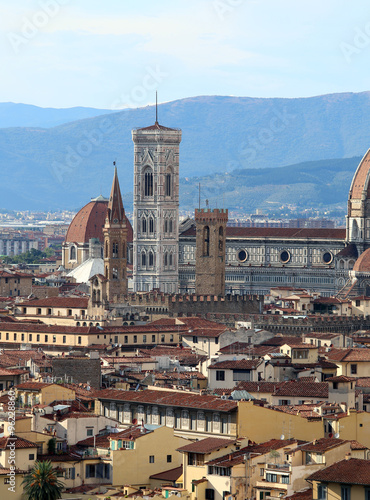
top-left (353, 248), bottom-right (370, 273)
top-left (348, 148), bottom-right (370, 201)
top-left (64, 197), bottom-right (133, 245)
top-left (65, 199), bottom-right (108, 244)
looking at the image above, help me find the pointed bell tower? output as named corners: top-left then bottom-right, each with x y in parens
top-left (103, 163), bottom-right (128, 302)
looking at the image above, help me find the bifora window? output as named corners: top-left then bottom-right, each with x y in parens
top-left (166, 172), bottom-right (171, 196)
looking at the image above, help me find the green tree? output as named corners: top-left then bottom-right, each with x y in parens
top-left (47, 438), bottom-right (56, 454)
top-left (21, 460), bottom-right (64, 500)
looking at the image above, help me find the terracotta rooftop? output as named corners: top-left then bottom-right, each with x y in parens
top-left (349, 149), bottom-right (370, 200)
top-left (95, 389), bottom-right (238, 412)
top-left (235, 381), bottom-right (284, 393)
top-left (177, 437), bottom-right (237, 454)
top-left (307, 458), bottom-right (370, 485)
top-left (272, 380), bottom-right (328, 398)
top-left (326, 348), bottom-right (370, 362)
top-left (336, 243), bottom-right (358, 259)
top-left (284, 489), bottom-right (312, 500)
top-left (208, 359), bottom-right (261, 370)
top-left (205, 438), bottom-right (298, 468)
top-left (353, 248), bottom-right (370, 273)
top-left (19, 296), bottom-right (89, 308)
top-left (0, 435), bottom-right (37, 449)
top-left (298, 438), bottom-right (346, 452)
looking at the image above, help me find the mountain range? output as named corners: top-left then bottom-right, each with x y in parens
top-left (0, 92), bottom-right (369, 211)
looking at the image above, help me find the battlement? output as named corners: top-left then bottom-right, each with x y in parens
top-left (125, 292), bottom-right (262, 317)
top-left (195, 208), bottom-right (228, 223)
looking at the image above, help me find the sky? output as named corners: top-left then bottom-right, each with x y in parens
top-left (1, 0), bottom-right (370, 109)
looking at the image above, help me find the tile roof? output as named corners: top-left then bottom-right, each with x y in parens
top-left (0, 435), bottom-right (37, 449)
top-left (235, 381), bottom-right (283, 393)
top-left (272, 380), bottom-right (328, 398)
top-left (355, 377), bottom-right (370, 387)
top-left (76, 434), bottom-right (111, 449)
top-left (41, 411), bottom-right (97, 422)
top-left (298, 438), bottom-right (346, 452)
top-left (95, 388), bottom-right (238, 412)
top-left (177, 437), bottom-right (237, 454)
top-left (326, 348), bottom-right (370, 362)
top-left (353, 248), bottom-right (370, 273)
top-left (19, 297), bottom-right (89, 308)
top-left (350, 440), bottom-right (368, 450)
top-left (208, 359), bottom-right (261, 370)
top-left (205, 438), bottom-right (298, 468)
top-left (325, 376), bottom-right (356, 383)
top-left (307, 458), bottom-right (370, 485)
top-left (15, 381), bottom-right (53, 390)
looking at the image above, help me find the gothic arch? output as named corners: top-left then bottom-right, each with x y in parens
top-left (143, 166), bottom-right (153, 197)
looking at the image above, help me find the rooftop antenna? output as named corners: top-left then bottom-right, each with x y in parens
top-left (155, 91), bottom-right (158, 124)
top-left (198, 183), bottom-right (201, 210)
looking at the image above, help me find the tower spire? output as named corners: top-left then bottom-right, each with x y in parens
top-left (107, 161), bottom-right (125, 224)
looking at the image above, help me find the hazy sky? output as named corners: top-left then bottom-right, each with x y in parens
top-left (1, 0), bottom-right (370, 108)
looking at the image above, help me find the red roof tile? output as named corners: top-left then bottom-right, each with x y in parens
top-left (177, 437), bottom-right (237, 454)
top-left (307, 458), bottom-right (370, 485)
top-left (149, 465), bottom-right (182, 481)
top-left (95, 389), bottom-right (238, 412)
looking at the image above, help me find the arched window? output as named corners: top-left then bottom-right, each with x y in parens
top-left (203, 226), bottom-right (210, 256)
top-left (112, 268), bottom-right (118, 280)
top-left (122, 243), bottom-right (125, 259)
top-left (149, 217), bottom-right (154, 233)
top-left (165, 172), bottom-right (172, 196)
top-left (164, 253), bottom-right (168, 267)
top-left (105, 241), bottom-right (108, 258)
top-left (92, 290), bottom-right (96, 302)
top-left (219, 226), bottom-right (224, 252)
top-left (339, 259), bottom-right (344, 269)
top-left (70, 246), bottom-right (76, 260)
top-left (112, 241), bottom-right (118, 258)
top-left (97, 290), bottom-right (101, 302)
top-left (169, 253), bottom-right (173, 267)
top-left (164, 219), bottom-right (168, 233)
top-left (141, 253), bottom-right (146, 267)
top-left (144, 168), bottom-right (153, 197)
top-left (169, 219), bottom-right (173, 233)
top-left (149, 251), bottom-right (154, 267)
top-left (142, 217), bottom-right (147, 233)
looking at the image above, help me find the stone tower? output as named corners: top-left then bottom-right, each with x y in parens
top-left (195, 208), bottom-right (228, 296)
top-left (132, 121), bottom-right (182, 293)
top-left (103, 164), bottom-right (128, 301)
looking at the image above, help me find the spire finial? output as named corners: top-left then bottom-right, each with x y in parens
top-left (113, 160), bottom-right (117, 174)
top-left (155, 91), bottom-right (158, 124)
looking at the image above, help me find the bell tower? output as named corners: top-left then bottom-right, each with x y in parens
top-left (132, 116), bottom-right (182, 293)
top-left (103, 163), bottom-right (128, 302)
top-left (195, 208), bottom-right (228, 296)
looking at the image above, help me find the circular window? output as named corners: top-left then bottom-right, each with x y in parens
top-left (237, 249), bottom-right (248, 263)
top-left (280, 250), bottom-right (291, 264)
top-left (322, 251), bottom-right (333, 264)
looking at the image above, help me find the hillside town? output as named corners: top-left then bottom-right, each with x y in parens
top-left (0, 114), bottom-right (370, 500)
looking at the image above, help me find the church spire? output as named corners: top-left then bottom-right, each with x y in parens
top-left (107, 161), bottom-right (125, 224)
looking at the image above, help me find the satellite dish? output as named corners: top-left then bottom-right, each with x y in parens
top-left (334, 433), bottom-right (340, 438)
top-left (280, 434), bottom-right (285, 440)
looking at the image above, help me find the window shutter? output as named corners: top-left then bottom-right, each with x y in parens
top-left (71, 468), bottom-right (75, 480)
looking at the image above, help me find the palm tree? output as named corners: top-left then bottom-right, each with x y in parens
top-left (21, 460), bottom-right (64, 500)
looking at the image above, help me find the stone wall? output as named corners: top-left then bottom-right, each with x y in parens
top-left (52, 357), bottom-right (101, 388)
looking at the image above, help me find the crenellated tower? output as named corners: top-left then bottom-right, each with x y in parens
top-left (195, 208), bottom-right (228, 296)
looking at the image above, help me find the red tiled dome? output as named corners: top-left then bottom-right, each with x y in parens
top-left (65, 200), bottom-right (108, 244)
top-left (65, 199), bottom-right (133, 244)
top-left (353, 248), bottom-right (370, 273)
top-left (349, 148), bottom-right (370, 200)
